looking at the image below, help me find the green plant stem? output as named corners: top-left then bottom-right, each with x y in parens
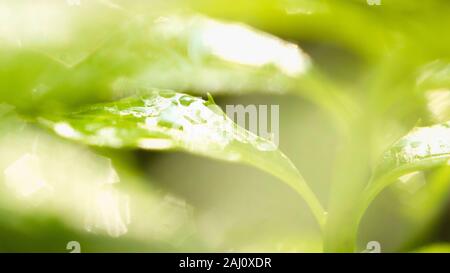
top-left (323, 120), bottom-right (371, 252)
top-left (323, 174), bottom-right (393, 252)
top-left (288, 174), bottom-right (327, 229)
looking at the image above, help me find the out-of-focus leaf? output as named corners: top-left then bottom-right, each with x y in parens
top-left (39, 89), bottom-right (326, 227)
top-left (126, 15), bottom-right (312, 95)
top-left (416, 61), bottom-right (450, 123)
top-left (413, 243), bottom-right (450, 253)
top-left (1, 1), bottom-right (314, 100)
top-left (0, 114), bottom-right (200, 251)
top-left (424, 89), bottom-right (450, 123)
top-left (417, 61), bottom-right (450, 92)
top-left (0, 0), bottom-right (124, 67)
top-left (395, 165), bottom-right (450, 249)
top-left (358, 165), bottom-right (450, 252)
top-left (188, 0), bottom-right (395, 62)
top-left (0, 0), bottom-right (126, 111)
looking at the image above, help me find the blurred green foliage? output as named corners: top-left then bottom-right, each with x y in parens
top-left (0, 0), bottom-right (449, 252)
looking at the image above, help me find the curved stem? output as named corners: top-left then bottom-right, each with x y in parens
top-left (289, 174), bottom-right (327, 229)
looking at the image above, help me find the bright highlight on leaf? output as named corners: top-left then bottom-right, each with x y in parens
top-left (153, 16), bottom-right (311, 76)
top-left (378, 121), bottom-right (450, 176)
top-left (114, 15), bottom-right (314, 99)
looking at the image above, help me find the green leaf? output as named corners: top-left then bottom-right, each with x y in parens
top-left (357, 121), bottom-right (450, 226)
top-left (376, 121), bottom-right (450, 178)
top-left (135, 15), bottom-right (312, 94)
top-left (39, 89), bottom-right (326, 228)
top-left (0, 0), bottom-right (124, 68)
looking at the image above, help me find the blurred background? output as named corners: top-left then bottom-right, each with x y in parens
top-left (0, 0), bottom-right (449, 252)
